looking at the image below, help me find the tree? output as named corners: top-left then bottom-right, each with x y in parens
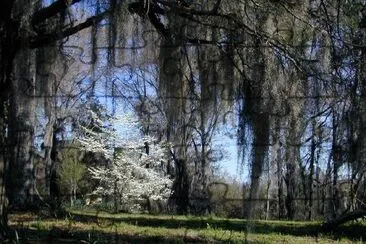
top-left (59, 146), bottom-right (86, 207)
top-left (76, 112), bottom-right (172, 212)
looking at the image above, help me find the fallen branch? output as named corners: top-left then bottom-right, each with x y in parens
top-left (321, 210), bottom-right (366, 231)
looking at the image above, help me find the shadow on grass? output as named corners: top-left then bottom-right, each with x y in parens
top-left (13, 226), bottom-right (260, 244)
top-left (70, 212), bottom-right (366, 241)
top-left (9, 211), bottom-right (366, 243)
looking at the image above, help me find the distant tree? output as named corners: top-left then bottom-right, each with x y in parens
top-left (76, 112), bottom-right (172, 213)
top-left (59, 146), bottom-right (86, 207)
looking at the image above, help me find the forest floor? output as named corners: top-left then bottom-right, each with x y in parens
top-left (7, 210), bottom-right (366, 243)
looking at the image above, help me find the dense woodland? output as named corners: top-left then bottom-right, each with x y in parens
top-left (1, 0), bottom-right (366, 239)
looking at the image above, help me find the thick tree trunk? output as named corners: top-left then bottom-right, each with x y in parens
top-left (356, 27), bottom-right (366, 213)
top-left (171, 159), bottom-right (189, 214)
top-left (0, 130), bottom-right (9, 239)
top-left (37, 46), bottom-right (59, 197)
top-left (160, 46), bottom-right (190, 214)
top-left (43, 117), bottom-right (56, 196)
top-left (246, 113), bottom-right (269, 219)
top-left (6, 0), bottom-right (38, 209)
top-left (7, 46), bottom-right (37, 209)
top-left (0, 1), bottom-right (16, 239)
top-left (241, 31), bottom-right (269, 219)
top-left (158, 13), bottom-right (191, 214)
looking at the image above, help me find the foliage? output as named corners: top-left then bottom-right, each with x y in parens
top-left (59, 146), bottom-right (87, 206)
top-left (76, 111), bottom-right (172, 212)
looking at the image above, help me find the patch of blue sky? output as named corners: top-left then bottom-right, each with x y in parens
top-left (212, 122), bottom-right (249, 182)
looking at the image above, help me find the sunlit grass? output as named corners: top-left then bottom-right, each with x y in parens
top-left (8, 211), bottom-right (366, 243)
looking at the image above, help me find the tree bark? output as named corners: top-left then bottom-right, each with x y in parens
top-left (7, 46), bottom-right (37, 209)
top-left (0, 1), bottom-right (16, 239)
top-left (171, 159), bottom-right (189, 214)
top-left (284, 114), bottom-right (302, 220)
top-left (246, 113), bottom-right (270, 219)
top-left (273, 118), bottom-right (285, 219)
top-left (0, 117), bottom-right (9, 239)
top-left (158, 10), bottom-right (191, 214)
top-left (308, 122), bottom-right (316, 220)
top-left (4, 0), bottom-right (39, 210)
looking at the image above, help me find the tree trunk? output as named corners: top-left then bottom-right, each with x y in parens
top-left (0, 128), bottom-right (9, 239)
top-left (37, 46), bottom-right (58, 197)
top-left (7, 46), bottom-right (37, 209)
top-left (0, 1), bottom-right (16, 239)
top-left (272, 117), bottom-right (285, 219)
top-left (242, 32), bottom-right (270, 219)
top-left (246, 113), bottom-right (270, 219)
top-left (43, 116), bottom-right (56, 196)
top-left (355, 24), bottom-right (366, 213)
top-left (284, 115), bottom-right (302, 220)
top-left (265, 172), bottom-right (271, 220)
top-left (70, 188), bottom-right (73, 207)
top-left (308, 122), bottom-right (316, 220)
top-left (158, 15), bottom-right (191, 214)
top-left (171, 159), bottom-right (189, 214)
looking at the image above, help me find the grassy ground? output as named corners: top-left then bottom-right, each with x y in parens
top-left (7, 210), bottom-right (366, 243)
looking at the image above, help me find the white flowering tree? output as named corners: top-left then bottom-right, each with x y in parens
top-left (76, 111), bottom-right (172, 212)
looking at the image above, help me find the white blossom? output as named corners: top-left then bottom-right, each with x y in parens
top-left (76, 111), bottom-right (172, 212)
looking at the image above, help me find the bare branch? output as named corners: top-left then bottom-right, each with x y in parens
top-left (30, 11), bottom-right (109, 48)
top-left (32, 0), bottom-right (82, 26)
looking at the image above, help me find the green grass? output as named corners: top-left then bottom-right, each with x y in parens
top-left (8, 211), bottom-right (366, 243)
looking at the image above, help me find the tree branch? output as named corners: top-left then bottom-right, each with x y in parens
top-left (32, 0), bottom-right (82, 26)
top-left (30, 11), bottom-right (109, 49)
top-left (322, 210), bottom-right (366, 231)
